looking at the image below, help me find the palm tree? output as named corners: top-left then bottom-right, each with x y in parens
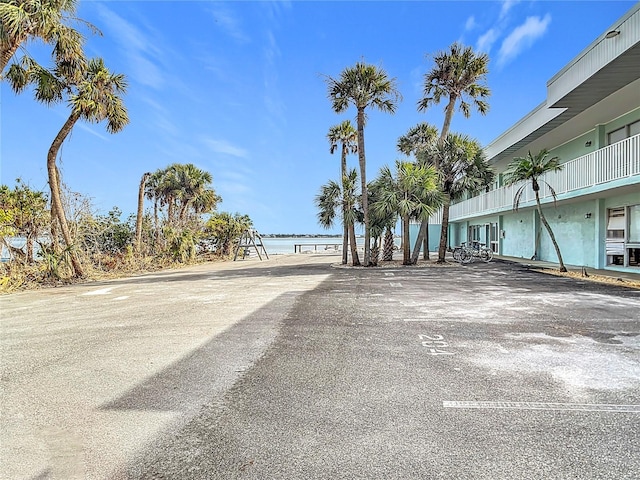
top-left (1, 0), bottom-right (87, 75)
top-left (503, 149), bottom-right (567, 272)
top-left (418, 42), bottom-right (490, 144)
top-left (327, 120), bottom-right (358, 264)
top-left (315, 168), bottom-right (361, 266)
top-left (397, 122), bottom-right (439, 260)
top-left (372, 160), bottom-right (441, 265)
top-left (6, 57), bottom-right (129, 277)
top-left (368, 182), bottom-right (398, 266)
top-left (431, 133), bottom-right (494, 263)
top-left (135, 172), bottom-right (150, 253)
top-left (326, 61), bottom-right (401, 266)
top-left (414, 43), bottom-right (490, 256)
top-left (174, 163), bottom-right (215, 223)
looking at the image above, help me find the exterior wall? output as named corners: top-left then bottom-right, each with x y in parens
top-left (604, 108), bottom-right (640, 139)
top-left (536, 201), bottom-right (597, 267)
top-left (501, 212), bottom-right (535, 259)
top-left (432, 6), bottom-right (639, 272)
top-left (549, 131), bottom-right (596, 164)
top-left (407, 222), bottom-right (443, 253)
top-left (472, 191), bottom-right (640, 270)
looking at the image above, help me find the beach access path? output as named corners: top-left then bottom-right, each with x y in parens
top-left (1, 254), bottom-right (639, 479)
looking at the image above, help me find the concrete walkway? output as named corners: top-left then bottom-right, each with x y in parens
top-left (494, 254), bottom-right (640, 284)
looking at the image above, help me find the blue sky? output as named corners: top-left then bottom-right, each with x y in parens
top-left (1, 0), bottom-right (636, 234)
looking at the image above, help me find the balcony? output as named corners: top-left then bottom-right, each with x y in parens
top-left (449, 134), bottom-right (640, 221)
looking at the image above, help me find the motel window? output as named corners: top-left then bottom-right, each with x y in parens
top-left (607, 208), bottom-right (625, 239)
top-left (608, 120), bottom-right (640, 145)
top-left (608, 127), bottom-right (626, 145)
top-left (629, 205), bottom-right (640, 244)
top-left (606, 205), bottom-right (640, 268)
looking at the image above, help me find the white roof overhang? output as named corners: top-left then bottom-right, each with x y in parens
top-left (486, 3), bottom-right (640, 165)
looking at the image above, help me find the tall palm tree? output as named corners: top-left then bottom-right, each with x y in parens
top-left (326, 61), bottom-right (401, 266)
top-left (414, 43), bottom-right (490, 256)
top-left (1, 0), bottom-right (86, 75)
top-left (315, 168), bottom-right (361, 266)
top-left (327, 120), bottom-right (358, 264)
top-left (418, 42), bottom-right (490, 144)
top-left (6, 57), bottom-right (128, 277)
top-left (431, 133), bottom-right (494, 263)
top-left (397, 122), bottom-right (439, 260)
top-left (503, 149), bottom-right (567, 272)
top-left (372, 160), bottom-right (442, 265)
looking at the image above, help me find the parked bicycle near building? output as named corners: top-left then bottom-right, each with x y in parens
top-left (451, 242), bottom-right (493, 264)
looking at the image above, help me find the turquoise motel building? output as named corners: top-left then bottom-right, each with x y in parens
top-left (414, 3), bottom-right (640, 274)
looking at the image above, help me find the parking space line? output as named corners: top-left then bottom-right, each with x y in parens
top-left (443, 401), bottom-right (640, 413)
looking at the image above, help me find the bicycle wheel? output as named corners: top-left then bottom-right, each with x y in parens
top-left (480, 248), bottom-right (493, 262)
top-left (452, 247), bottom-right (463, 262)
top-left (461, 248), bottom-right (473, 264)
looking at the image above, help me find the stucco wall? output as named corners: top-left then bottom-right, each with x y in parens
top-left (537, 201), bottom-right (598, 267)
top-left (408, 223), bottom-right (443, 253)
top-left (501, 212), bottom-right (535, 259)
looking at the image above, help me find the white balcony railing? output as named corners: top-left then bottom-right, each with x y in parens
top-left (449, 134), bottom-right (640, 221)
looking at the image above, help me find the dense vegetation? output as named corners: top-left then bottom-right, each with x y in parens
top-left (0, 0), bottom-right (253, 290)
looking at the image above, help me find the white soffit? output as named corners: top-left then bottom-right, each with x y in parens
top-left (485, 3), bottom-right (640, 165)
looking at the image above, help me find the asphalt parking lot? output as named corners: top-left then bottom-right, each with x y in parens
top-left (1, 255), bottom-right (639, 479)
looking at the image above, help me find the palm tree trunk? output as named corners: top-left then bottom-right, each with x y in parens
top-left (26, 234), bottom-right (34, 263)
top-left (348, 221), bottom-right (360, 266)
top-left (50, 212), bottom-right (60, 253)
top-left (168, 199), bottom-right (175, 225)
top-left (342, 222), bottom-right (349, 265)
top-left (356, 107), bottom-right (370, 266)
top-left (341, 144), bottom-right (348, 265)
top-left (135, 173), bottom-right (149, 253)
top-left (439, 95), bottom-right (457, 146)
top-left (535, 192), bottom-right (567, 272)
top-left (410, 220), bottom-right (428, 264)
top-left (402, 215), bottom-right (411, 265)
top-left (437, 194), bottom-right (451, 263)
top-left (383, 226), bottom-right (394, 261)
top-left (1, 36), bottom-right (25, 73)
top-left (423, 227), bottom-right (429, 260)
top-left (47, 111), bottom-right (84, 278)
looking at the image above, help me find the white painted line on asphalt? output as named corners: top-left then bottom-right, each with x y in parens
top-left (384, 272), bottom-right (395, 276)
top-left (389, 282), bottom-right (403, 287)
top-left (83, 287), bottom-right (117, 296)
top-left (403, 318), bottom-right (431, 322)
top-left (443, 401), bottom-right (640, 413)
top-left (113, 296), bottom-right (129, 301)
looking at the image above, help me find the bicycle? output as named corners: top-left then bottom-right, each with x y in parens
top-left (451, 244), bottom-right (470, 263)
top-left (464, 241), bottom-right (493, 263)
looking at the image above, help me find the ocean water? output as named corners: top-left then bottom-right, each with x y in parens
top-left (260, 237), bottom-right (352, 255)
top-left (259, 236), bottom-right (401, 255)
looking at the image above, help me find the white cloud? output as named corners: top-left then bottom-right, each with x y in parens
top-left (498, 14), bottom-right (552, 66)
top-left (209, 4), bottom-right (251, 44)
top-left (465, 16), bottom-right (476, 31)
top-left (95, 5), bottom-right (165, 89)
top-left (76, 122), bottom-right (109, 141)
top-left (201, 137), bottom-right (249, 159)
top-left (476, 28), bottom-right (499, 53)
top-left (499, 0), bottom-right (520, 20)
